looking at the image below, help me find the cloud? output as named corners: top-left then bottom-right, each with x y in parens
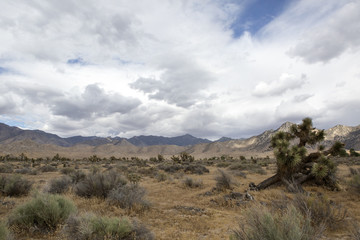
top-left (130, 57), bottom-right (216, 107)
top-left (293, 94), bottom-right (313, 103)
top-left (0, 0), bottom-right (359, 140)
top-left (51, 84), bottom-right (141, 120)
top-left (288, 1), bottom-right (360, 63)
top-left (0, 95), bottom-right (17, 114)
top-left (253, 73), bottom-right (306, 97)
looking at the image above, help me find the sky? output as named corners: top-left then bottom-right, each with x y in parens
top-left (0, 0), bottom-right (359, 140)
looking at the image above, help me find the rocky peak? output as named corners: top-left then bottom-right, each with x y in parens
top-left (276, 121), bottom-right (294, 133)
top-left (325, 124), bottom-right (360, 140)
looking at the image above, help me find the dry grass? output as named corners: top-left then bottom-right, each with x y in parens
top-left (0, 158), bottom-right (358, 239)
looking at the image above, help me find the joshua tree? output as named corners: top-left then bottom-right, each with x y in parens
top-left (256, 117), bottom-right (342, 190)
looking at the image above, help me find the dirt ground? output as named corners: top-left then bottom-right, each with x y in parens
top-left (0, 157), bottom-right (359, 239)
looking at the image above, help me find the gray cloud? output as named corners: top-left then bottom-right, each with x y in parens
top-left (288, 1), bottom-right (360, 63)
top-left (293, 94), bottom-right (313, 103)
top-left (130, 58), bottom-right (216, 107)
top-left (0, 95), bottom-right (17, 114)
top-left (51, 84), bottom-right (141, 120)
top-left (253, 73), bottom-right (306, 97)
top-left (317, 99), bottom-right (360, 129)
top-left (0, 0), bottom-right (139, 62)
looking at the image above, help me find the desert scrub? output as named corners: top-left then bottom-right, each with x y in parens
top-left (0, 222), bottom-right (12, 240)
top-left (155, 172), bottom-right (167, 182)
top-left (60, 167), bottom-right (76, 175)
top-left (0, 164), bottom-right (13, 173)
top-left (231, 204), bottom-right (318, 240)
top-left (293, 193), bottom-right (347, 230)
top-left (69, 170), bottom-right (86, 184)
top-left (349, 168), bottom-right (360, 193)
top-left (46, 176), bottom-right (71, 194)
top-left (0, 175), bottom-right (32, 197)
top-left (184, 164), bottom-right (209, 175)
top-left (229, 163), bottom-right (266, 175)
top-left (107, 184), bottom-right (149, 210)
top-left (64, 213), bottom-right (154, 240)
top-left (14, 167), bottom-right (37, 175)
top-left (38, 165), bottom-right (57, 172)
top-left (183, 177), bottom-right (203, 188)
top-left (215, 169), bottom-right (236, 191)
top-left (75, 170), bottom-right (127, 198)
top-left (8, 193), bottom-right (76, 233)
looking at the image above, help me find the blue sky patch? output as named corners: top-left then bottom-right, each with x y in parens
top-left (67, 57), bottom-right (86, 65)
top-left (0, 66), bottom-right (9, 74)
top-left (231, 0), bottom-right (290, 37)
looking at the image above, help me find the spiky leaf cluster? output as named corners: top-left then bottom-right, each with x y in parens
top-left (311, 156), bottom-right (336, 182)
top-left (290, 117), bottom-right (325, 147)
top-left (271, 132), bottom-right (306, 177)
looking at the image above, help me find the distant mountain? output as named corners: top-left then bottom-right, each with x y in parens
top-left (215, 137), bottom-right (233, 142)
top-left (0, 123), bottom-right (69, 146)
top-left (128, 134), bottom-right (211, 146)
top-left (0, 123), bottom-right (210, 147)
top-left (0, 121), bottom-right (359, 159)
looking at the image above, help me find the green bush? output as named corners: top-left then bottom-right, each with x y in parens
top-left (75, 171), bottom-right (127, 198)
top-left (64, 213), bottom-right (154, 240)
top-left (0, 175), bottom-right (32, 197)
top-left (231, 204), bottom-right (317, 240)
top-left (8, 193), bottom-right (76, 232)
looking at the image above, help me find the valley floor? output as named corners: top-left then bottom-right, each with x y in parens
top-left (0, 157), bottom-right (359, 239)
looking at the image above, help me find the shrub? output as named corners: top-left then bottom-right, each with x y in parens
top-left (8, 193), bottom-right (76, 232)
top-left (231, 204), bottom-right (317, 240)
top-left (39, 165), bottom-right (57, 172)
top-left (215, 169), bottom-right (236, 191)
top-left (108, 184), bottom-right (149, 210)
top-left (293, 193), bottom-right (347, 230)
top-left (158, 164), bottom-right (184, 173)
top-left (0, 164), bottom-right (13, 173)
top-left (155, 172), bottom-right (167, 182)
top-left (351, 222), bottom-right (360, 240)
top-left (14, 168), bottom-right (37, 175)
top-left (127, 173), bottom-right (141, 184)
top-left (0, 222), bottom-right (12, 240)
top-left (47, 176), bottom-right (71, 194)
top-left (64, 213), bottom-right (154, 240)
top-left (70, 170), bottom-right (86, 184)
top-left (349, 168), bottom-right (360, 193)
top-left (183, 177), bottom-right (203, 188)
top-left (184, 165), bottom-right (209, 175)
top-left (0, 175), bottom-right (32, 197)
top-left (61, 167), bottom-right (76, 175)
top-left (229, 163), bottom-right (266, 174)
top-left (75, 171), bottom-right (127, 198)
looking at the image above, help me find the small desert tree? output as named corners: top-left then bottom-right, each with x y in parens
top-left (257, 117), bottom-right (342, 190)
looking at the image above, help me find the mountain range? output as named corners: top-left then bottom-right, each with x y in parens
top-left (0, 122), bottom-right (359, 158)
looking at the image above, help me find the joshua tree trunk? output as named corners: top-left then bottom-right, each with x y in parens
top-left (256, 173), bottom-right (281, 190)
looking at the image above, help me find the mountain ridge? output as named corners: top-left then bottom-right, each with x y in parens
top-left (0, 122), bottom-right (359, 158)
